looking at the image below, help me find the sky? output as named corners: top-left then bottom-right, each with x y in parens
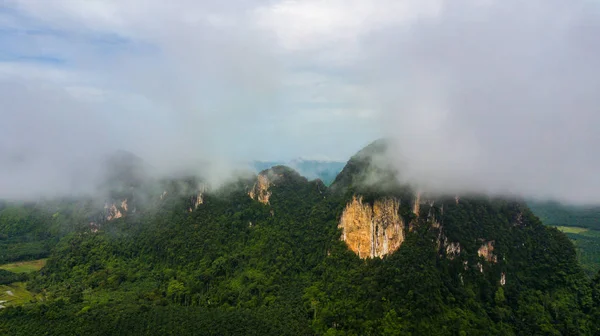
top-left (0, 0), bottom-right (599, 203)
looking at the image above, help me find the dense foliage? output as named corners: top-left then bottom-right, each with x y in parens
top-left (528, 201), bottom-right (600, 230)
top-left (528, 201), bottom-right (600, 277)
top-left (0, 269), bottom-right (27, 285)
top-left (0, 145), bottom-right (598, 335)
top-left (0, 205), bottom-right (55, 263)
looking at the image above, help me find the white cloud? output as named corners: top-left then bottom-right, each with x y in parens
top-left (254, 0), bottom-right (443, 52)
top-left (0, 0), bottom-right (599, 204)
top-left (367, 0), bottom-right (600, 204)
top-left (0, 62), bottom-right (75, 83)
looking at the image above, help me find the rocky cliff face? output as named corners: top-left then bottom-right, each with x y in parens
top-left (445, 240), bottom-right (462, 260)
top-left (338, 196), bottom-right (404, 259)
top-left (188, 185), bottom-right (207, 212)
top-left (104, 200), bottom-right (126, 221)
top-left (478, 240), bottom-right (498, 263)
top-left (249, 174), bottom-right (272, 205)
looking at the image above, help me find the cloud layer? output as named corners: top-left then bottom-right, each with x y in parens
top-left (0, 0), bottom-right (599, 203)
top-left (369, 0), bottom-right (600, 204)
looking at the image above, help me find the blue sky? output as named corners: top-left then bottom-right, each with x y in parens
top-left (1, 0), bottom-right (600, 203)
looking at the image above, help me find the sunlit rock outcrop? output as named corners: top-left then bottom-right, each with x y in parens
top-left (105, 202), bottom-right (124, 221)
top-left (413, 192), bottom-right (421, 217)
top-left (188, 190), bottom-right (205, 212)
top-left (338, 196), bottom-right (404, 259)
top-left (249, 174), bottom-right (272, 205)
top-left (445, 240), bottom-right (462, 260)
top-left (478, 240), bottom-right (498, 263)
top-left (193, 192), bottom-right (203, 208)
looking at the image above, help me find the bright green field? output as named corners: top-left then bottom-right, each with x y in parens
top-left (0, 258), bottom-right (47, 273)
top-left (0, 282), bottom-right (36, 307)
top-left (554, 226), bottom-right (589, 234)
top-left (554, 228), bottom-right (600, 277)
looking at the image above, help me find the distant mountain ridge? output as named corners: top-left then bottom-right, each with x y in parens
top-left (252, 158), bottom-right (345, 186)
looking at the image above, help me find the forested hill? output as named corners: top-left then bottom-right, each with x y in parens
top-left (252, 159), bottom-right (345, 186)
top-left (528, 200), bottom-right (600, 230)
top-left (1, 141), bottom-right (600, 335)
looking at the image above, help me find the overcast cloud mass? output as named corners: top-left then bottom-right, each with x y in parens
top-left (0, 0), bottom-right (599, 203)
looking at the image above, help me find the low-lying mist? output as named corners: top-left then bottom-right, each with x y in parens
top-left (368, 0), bottom-right (600, 205)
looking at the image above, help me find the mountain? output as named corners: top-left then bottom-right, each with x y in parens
top-left (0, 140), bottom-right (599, 335)
top-left (252, 159), bottom-right (345, 186)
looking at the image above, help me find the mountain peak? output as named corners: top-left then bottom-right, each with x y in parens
top-left (330, 138), bottom-right (403, 194)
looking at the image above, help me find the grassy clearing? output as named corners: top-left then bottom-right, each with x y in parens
top-left (0, 282), bottom-right (36, 307)
top-left (554, 226), bottom-right (589, 234)
top-left (0, 258), bottom-right (47, 273)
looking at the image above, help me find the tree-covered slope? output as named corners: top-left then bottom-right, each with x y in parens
top-left (528, 201), bottom-right (600, 230)
top-left (0, 141), bottom-right (598, 335)
top-left (528, 201), bottom-right (600, 277)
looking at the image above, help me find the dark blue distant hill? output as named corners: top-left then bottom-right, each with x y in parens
top-left (252, 159), bottom-right (345, 186)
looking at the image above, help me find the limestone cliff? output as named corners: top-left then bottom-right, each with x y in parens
top-left (444, 240), bottom-right (462, 260)
top-left (193, 192), bottom-right (203, 208)
top-left (478, 240), bottom-right (498, 263)
top-left (104, 201), bottom-right (126, 221)
top-left (413, 192), bottom-right (421, 217)
top-left (188, 185), bottom-right (207, 212)
top-left (409, 193), bottom-right (436, 232)
top-left (105, 204), bottom-right (121, 221)
top-left (249, 174), bottom-right (272, 205)
top-left (338, 196), bottom-right (404, 259)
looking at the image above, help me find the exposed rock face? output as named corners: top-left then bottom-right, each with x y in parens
top-left (193, 192), bottom-right (203, 208)
top-left (105, 202), bottom-right (124, 221)
top-left (102, 198), bottom-right (131, 221)
top-left (478, 240), bottom-right (498, 263)
top-left (338, 196), bottom-right (404, 259)
top-left (249, 174), bottom-right (272, 205)
top-left (186, 184), bottom-right (208, 212)
top-left (89, 222), bottom-right (99, 233)
top-left (445, 240), bottom-right (462, 260)
top-left (413, 193), bottom-right (421, 217)
top-left (188, 192), bottom-right (204, 212)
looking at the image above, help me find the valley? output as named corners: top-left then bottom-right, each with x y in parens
top-left (554, 227), bottom-right (600, 276)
